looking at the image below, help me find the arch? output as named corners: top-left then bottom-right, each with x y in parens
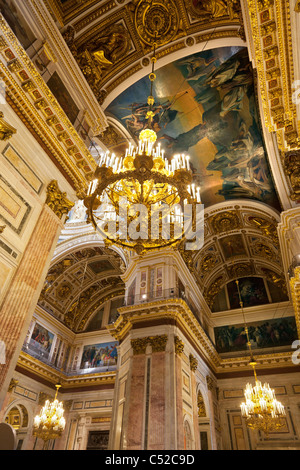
top-left (183, 415), bottom-right (195, 450)
top-left (102, 36), bottom-right (245, 109)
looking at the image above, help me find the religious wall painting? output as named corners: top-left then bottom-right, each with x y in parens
top-left (214, 316), bottom-right (297, 354)
top-left (0, 0), bottom-right (36, 49)
top-left (107, 46), bottom-right (280, 210)
top-left (227, 276), bottom-right (269, 309)
top-left (47, 71), bottom-right (79, 125)
top-left (27, 323), bottom-right (54, 360)
top-left (219, 234), bottom-right (247, 260)
top-left (88, 259), bottom-right (114, 274)
top-left (80, 341), bottom-right (118, 369)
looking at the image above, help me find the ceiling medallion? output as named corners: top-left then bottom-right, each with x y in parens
top-left (135, 0), bottom-right (180, 46)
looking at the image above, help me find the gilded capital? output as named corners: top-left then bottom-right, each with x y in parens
top-left (0, 225), bottom-right (6, 234)
top-left (0, 112), bottom-right (17, 141)
top-left (189, 354), bottom-right (198, 372)
top-left (131, 337), bottom-right (149, 355)
top-left (8, 378), bottom-right (19, 392)
top-left (149, 334), bottom-right (168, 353)
top-left (174, 336), bottom-right (184, 356)
top-left (206, 375), bottom-right (214, 391)
top-left (131, 334), bottom-right (168, 355)
top-left (46, 180), bottom-right (74, 219)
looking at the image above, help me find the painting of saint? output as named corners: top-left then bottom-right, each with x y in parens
top-left (219, 235), bottom-right (247, 260)
top-left (106, 46), bottom-right (281, 211)
top-left (227, 277), bottom-right (269, 309)
top-left (28, 323), bottom-right (54, 360)
top-left (80, 341), bottom-right (118, 369)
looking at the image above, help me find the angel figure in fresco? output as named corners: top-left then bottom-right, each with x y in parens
top-left (178, 55), bottom-right (218, 82)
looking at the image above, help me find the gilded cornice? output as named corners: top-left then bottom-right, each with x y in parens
top-left (289, 266), bottom-right (300, 338)
top-left (107, 296), bottom-right (297, 375)
top-left (61, 0), bottom-right (244, 103)
top-left (246, 0), bottom-right (299, 200)
top-left (17, 351), bottom-right (116, 390)
top-left (0, 18), bottom-right (96, 194)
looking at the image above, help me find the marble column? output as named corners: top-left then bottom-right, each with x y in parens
top-left (0, 203), bottom-right (64, 408)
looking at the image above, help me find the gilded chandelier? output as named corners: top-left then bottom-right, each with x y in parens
top-left (236, 281), bottom-right (286, 437)
top-left (84, 32), bottom-right (201, 255)
top-left (240, 360), bottom-right (286, 437)
top-left (33, 384), bottom-right (66, 445)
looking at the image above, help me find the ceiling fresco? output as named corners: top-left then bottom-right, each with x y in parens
top-left (106, 46), bottom-right (281, 211)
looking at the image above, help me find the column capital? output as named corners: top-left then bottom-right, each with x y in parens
top-left (46, 180), bottom-right (74, 220)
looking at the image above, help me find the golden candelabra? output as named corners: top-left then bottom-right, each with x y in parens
top-left (33, 384), bottom-right (66, 446)
top-left (236, 281), bottom-right (286, 437)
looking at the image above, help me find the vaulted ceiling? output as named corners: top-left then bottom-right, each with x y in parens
top-left (40, 0), bottom-right (294, 326)
top-left (38, 246), bottom-right (125, 331)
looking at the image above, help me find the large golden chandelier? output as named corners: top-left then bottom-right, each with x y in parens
top-left (236, 281), bottom-right (286, 437)
top-left (33, 384), bottom-right (66, 447)
top-left (84, 34), bottom-right (201, 255)
top-left (240, 360), bottom-right (286, 437)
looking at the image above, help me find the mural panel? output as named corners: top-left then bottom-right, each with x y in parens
top-left (215, 316), bottom-right (297, 354)
top-left (107, 47), bottom-right (280, 210)
top-left (28, 323), bottom-right (54, 360)
top-left (80, 341), bottom-right (118, 369)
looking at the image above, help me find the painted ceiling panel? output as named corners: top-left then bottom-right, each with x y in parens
top-left (107, 46), bottom-right (281, 211)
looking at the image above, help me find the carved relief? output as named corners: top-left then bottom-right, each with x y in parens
top-left (71, 23), bottom-right (131, 101)
top-left (210, 211), bottom-right (240, 234)
top-left (284, 150), bottom-right (300, 201)
top-left (197, 390), bottom-right (206, 417)
top-left (132, 0), bottom-right (182, 46)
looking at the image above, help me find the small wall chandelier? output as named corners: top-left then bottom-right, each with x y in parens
top-left (84, 33), bottom-right (201, 255)
top-left (236, 281), bottom-right (286, 437)
top-left (33, 384), bottom-right (66, 448)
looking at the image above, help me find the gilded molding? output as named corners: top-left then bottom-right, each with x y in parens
top-left (0, 17), bottom-right (97, 192)
top-left (247, 0), bottom-right (299, 202)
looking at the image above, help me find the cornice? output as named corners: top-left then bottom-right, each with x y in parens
top-left (0, 17), bottom-right (96, 194)
top-left (246, 0), bottom-right (299, 202)
top-left (17, 351), bottom-right (116, 391)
